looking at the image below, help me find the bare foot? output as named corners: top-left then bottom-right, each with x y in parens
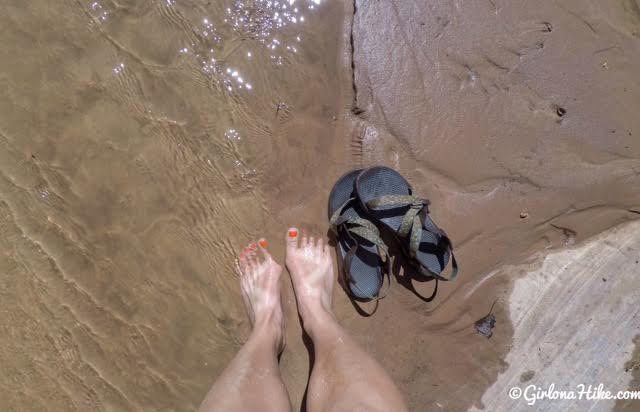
top-left (236, 239), bottom-right (285, 354)
top-left (284, 228), bottom-right (335, 333)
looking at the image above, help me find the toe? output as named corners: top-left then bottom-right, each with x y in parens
top-left (258, 238), bottom-right (273, 262)
top-left (286, 227), bottom-right (299, 253)
top-left (247, 252), bottom-right (258, 270)
top-left (308, 237), bottom-right (317, 250)
top-left (301, 229), bottom-right (309, 247)
top-left (316, 236), bottom-right (324, 251)
top-left (245, 245), bottom-right (257, 261)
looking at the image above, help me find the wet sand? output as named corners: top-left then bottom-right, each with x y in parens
top-left (340, 0), bottom-right (639, 408)
top-left (1, 0), bottom-right (639, 411)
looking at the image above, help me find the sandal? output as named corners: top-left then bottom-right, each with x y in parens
top-left (355, 166), bottom-right (458, 281)
top-left (328, 169), bottom-right (390, 300)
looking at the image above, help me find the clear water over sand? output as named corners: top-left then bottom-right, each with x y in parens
top-left (0, 1), bottom-right (345, 409)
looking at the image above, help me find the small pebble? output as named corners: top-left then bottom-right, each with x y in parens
top-left (520, 211), bottom-right (529, 219)
top-left (475, 313), bottom-right (496, 339)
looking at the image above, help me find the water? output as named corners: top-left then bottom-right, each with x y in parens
top-left (0, 0), bottom-right (345, 409)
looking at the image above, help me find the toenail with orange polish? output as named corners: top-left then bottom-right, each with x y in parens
top-left (288, 229), bottom-right (298, 238)
top-left (259, 239), bottom-right (267, 247)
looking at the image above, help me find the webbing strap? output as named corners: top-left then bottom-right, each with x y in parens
top-left (330, 197), bottom-right (390, 298)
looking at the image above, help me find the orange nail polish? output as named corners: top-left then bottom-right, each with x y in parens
top-left (288, 229), bottom-right (298, 238)
top-left (259, 239), bottom-right (267, 248)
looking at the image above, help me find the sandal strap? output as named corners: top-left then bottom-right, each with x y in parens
top-left (330, 197), bottom-right (390, 298)
top-left (330, 197), bottom-right (388, 257)
top-left (367, 194), bottom-right (458, 280)
top-left (365, 194), bottom-right (430, 258)
top-left (430, 231), bottom-right (459, 281)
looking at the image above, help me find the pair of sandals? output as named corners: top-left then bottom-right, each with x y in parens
top-left (328, 166), bottom-right (458, 301)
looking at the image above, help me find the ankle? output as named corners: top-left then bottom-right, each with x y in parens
top-left (299, 304), bottom-right (336, 338)
top-left (250, 317), bottom-right (283, 350)
top-left (248, 327), bottom-right (282, 355)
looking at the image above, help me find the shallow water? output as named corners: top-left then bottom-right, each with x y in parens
top-left (0, 0), bottom-right (345, 410)
top-left (2, 0), bottom-right (640, 411)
